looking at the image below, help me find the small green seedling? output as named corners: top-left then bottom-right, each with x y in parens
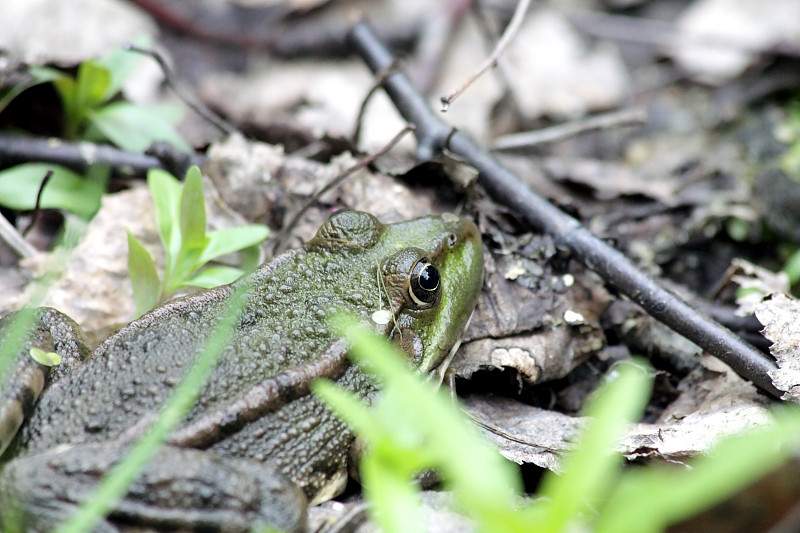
top-left (0, 38), bottom-right (189, 217)
top-left (23, 38), bottom-right (188, 153)
top-left (127, 166), bottom-right (270, 316)
top-left (315, 317), bottom-right (800, 533)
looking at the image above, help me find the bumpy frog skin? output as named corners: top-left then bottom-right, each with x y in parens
top-left (0, 210), bottom-right (483, 533)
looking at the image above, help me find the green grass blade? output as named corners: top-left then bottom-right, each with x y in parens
top-left (362, 455), bottom-right (423, 533)
top-left (53, 283), bottom-right (251, 533)
top-left (536, 361), bottom-right (652, 532)
top-left (596, 406), bottom-right (800, 533)
top-left (330, 317), bottom-right (524, 531)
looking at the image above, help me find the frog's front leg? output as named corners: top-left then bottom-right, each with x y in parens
top-left (0, 442), bottom-right (307, 533)
top-left (0, 308), bottom-right (90, 456)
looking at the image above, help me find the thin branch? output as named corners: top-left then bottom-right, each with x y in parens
top-left (492, 108), bottom-right (648, 150)
top-left (126, 44), bottom-right (238, 136)
top-left (0, 134), bottom-right (204, 178)
top-left (440, 0), bottom-right (531, 111)
top-left (271, 125), bottom-right (415, 255)
top-left (351, 59), bottom-right (402, 148)
top-left (0, 212), bottom-right (36, 258)
top-left (21, 169), bottom-right (54, 237)
top-left (347, 21), bottom-right (782, 398)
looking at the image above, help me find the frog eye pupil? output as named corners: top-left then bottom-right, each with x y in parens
top-left (409, 258), bottom-right (441, 308)
top-left (418, 264), bottom-right (439, 291)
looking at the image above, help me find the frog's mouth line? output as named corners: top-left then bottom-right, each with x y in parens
top-left (428, 309), bottom-right (475, 387)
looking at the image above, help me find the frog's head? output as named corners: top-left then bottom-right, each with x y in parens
top-left (308, 210), bottom-right (483, 381)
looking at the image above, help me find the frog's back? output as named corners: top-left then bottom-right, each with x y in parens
top-left (18, 244), bottom-right (379, 454)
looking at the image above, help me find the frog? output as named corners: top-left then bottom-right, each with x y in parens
top-left (0, 209), bottom-right (484, 533)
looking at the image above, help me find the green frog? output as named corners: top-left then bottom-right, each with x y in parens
top-left (0, 210), bottom-right (484, 532)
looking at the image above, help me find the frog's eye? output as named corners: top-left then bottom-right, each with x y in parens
top-left (409, 257), bottom-right (440, 308)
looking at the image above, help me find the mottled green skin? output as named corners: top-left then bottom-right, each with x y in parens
top-left (0, 210), bottom-right (483, 531)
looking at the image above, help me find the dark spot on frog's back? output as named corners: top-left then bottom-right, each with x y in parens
top-left (310, 455), bottom-right (342, 478)
top-left (307, 210), bottom-right (383, 249)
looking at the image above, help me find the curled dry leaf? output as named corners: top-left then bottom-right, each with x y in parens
top-left (453, 237), bottom-right (609, 385)
top-left (755, 293), bottom-right (800, 402)
top-left (464, 355), bottom-right (771, 471)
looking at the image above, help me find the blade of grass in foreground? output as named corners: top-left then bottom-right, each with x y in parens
top-left (315, 316), bottom-right (525, 533)
top-left (53, 283), bottom-right (250, 533)
top-left (532, 360), bottom-right (652, 532)
top-left (596, 405), bottom-right (800, 533)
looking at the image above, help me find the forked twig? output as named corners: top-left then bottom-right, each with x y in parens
top-left (126, 44), bottom-right (238, 136)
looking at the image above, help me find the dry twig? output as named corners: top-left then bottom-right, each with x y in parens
top-left (492, 108), bottom-right (648, 150)
top-left (439, 0), bottom-right (531, 111)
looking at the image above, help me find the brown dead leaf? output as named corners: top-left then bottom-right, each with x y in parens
top-left (463, 354), bottom-right (771, 471)
top-left (453, 237), bottom-right (609, 385)
top-left (755, 293), bottom-right (800, 402)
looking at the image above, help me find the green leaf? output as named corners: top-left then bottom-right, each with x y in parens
top-left (127, 230), bottom-right (161, 316)
top-left (29, 347), bottom-right (62, 367)
top-left (86, 102), bottom-right (188, 153)
top-left (783, 247), bottom-right (800, 285)
top-left (146, 168), bottom-right (182, 266)
top-left (182, 265), bottom-right (244, 289)
top-left (75, 60), bottom-right (112, 111)
top-left (238, 244), bottom-right (262, 273)
top-left (199, 225), bottom-right (270, 265)
top-left (95, 36), bottom-right (150, 100)
top-left (362, 455), bottom-right (423, 533)
top-left (179, 167), bottom-right (207, 252)
top-left (51, 75), bottom-right (80, 138)
top-left (0, 163), bottom-right (103, 218)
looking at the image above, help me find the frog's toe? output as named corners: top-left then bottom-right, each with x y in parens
top-left (0, 442), bottom-right (307, 533)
